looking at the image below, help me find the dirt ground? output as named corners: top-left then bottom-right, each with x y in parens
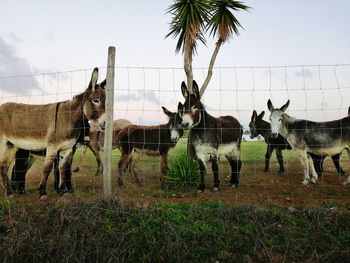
top-left (3, 154), bottom-right (350, 208)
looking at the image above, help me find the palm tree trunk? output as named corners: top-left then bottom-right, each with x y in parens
top-left (184, 41), bottom-right (193, 93)
top-left (199, 38), bottom-right (223, 97)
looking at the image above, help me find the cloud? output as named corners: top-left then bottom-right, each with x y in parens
top-left (116, 90), bottom-right (162, 105)
top-left (294, 69), bottom-right (313, 78)
top-left (0, 36), bottom-right (40, 94)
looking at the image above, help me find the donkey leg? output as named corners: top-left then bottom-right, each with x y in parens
top-left (310, 153), bottom-right (324, 177)
top-left (39, 150), bottom-right (56, 199)
top-left (275, 148), bottom-right (285, 173)
top-left (331, 154), bottom-right (346, 176)
top-left (57, 149), bottom-right (74, 195)
top-left (308, 155), bottom-right (318, 184)
top-left (0, 143), bottom-right (18, 198)
top-left (295, 150), bottom-right (310, 185)
top-left (226, 157), bottom-right (241, 187)
top-left (195, 152), bottom-right (207, 193)
top-left (95, 151), bottom-right (103, 177)
top-left (264, 145), bottom-right (274, 172)
top-left (0, 165), bottom-right (13, 197)
top-left (63, 145), bottom-right (77, 193)
top-left (118, 153), bottom-right (131, 186)
top-left (11, 149), bottom-right (31, 194)
top-left (128, 157), bottom-right (142, 185)
top-left (73, 145), bottom-right (86, 173)
top-left (160, 154), bottom-right (168, 183)
top-left (211, 156), bottom-right (220, 191)
top-left (53, 152), bottom-right (60, 193)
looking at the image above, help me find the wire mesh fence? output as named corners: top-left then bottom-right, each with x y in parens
top-left (0, 64), bottom-right (350, 205)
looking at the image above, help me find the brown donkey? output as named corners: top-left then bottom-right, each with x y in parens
top-left (116, 106), bottom-right (183, 186)
top-left (0, 68), bottom-right (106, 199)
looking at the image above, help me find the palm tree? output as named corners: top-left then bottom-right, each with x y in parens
top-left (166, 0), bottom-right (249, 95)
top-left (200, 0), bottom-right (250, 96)
top-left (166, 0), bottom-right (210, 92)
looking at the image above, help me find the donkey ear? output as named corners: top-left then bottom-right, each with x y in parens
top-left (177, 102), bottom-right (183, 112)
top-left (267, 99), bottom-right (274, 112)
top-left (162, 106), bottom-right (173, 117)
top-left (192, 80), bottom-right (200, 98)
top-left (88, 67), bottom-right (99, 91)
top-left (251, 110), bottom-right (257, 122)
top-left (100, 79), bottom-right (106, 89)
top-left (258, 111), bottom-right (265, 119)
top-left (280, 100), bottom-right (290, 112)
top-left (181, 81), bottom-right (189, 99)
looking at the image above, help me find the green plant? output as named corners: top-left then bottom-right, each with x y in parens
top-left (166, 151), bottom-right (200, 189)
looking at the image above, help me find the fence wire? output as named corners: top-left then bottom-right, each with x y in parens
top-left (0, 64), bottom-right (350, 205)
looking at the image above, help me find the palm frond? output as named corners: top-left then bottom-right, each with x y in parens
top-left (166, 0), bottom-right (211, 54)
top-left (207, 0), bottom-right (250, 42)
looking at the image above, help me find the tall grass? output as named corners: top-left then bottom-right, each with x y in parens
top-left (166, 151), bottom-right (200, 189)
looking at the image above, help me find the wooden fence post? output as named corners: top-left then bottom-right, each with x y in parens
top-left (103, 46), bottom-right (115, 199)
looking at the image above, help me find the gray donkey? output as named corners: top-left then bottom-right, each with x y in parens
top-left (268, 100), bottom-right (350, 186)
top-left (0, 68), bottom-right (106, 199)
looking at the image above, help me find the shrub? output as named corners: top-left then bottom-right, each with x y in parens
top-left (166, 151), bottom-right (199, 189)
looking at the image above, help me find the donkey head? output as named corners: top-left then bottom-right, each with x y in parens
top-left (162, 106), bottom-right (184, 142)
top-left (267, 99), bottom-right (290, 138)
top-left (83, 68), bottom-right (106, 132)
top-left (178, 80), bottom-right (202, 129)
top-left (249, 110), bottom-right (265, 139)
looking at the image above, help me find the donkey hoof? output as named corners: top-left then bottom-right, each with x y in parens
top-left (6, 194), bottom-right (15, 199)
top-left (302, 180), bottom-right (310, 186)
top-left (212, 187), bottom-right (219, 192)
top-left (40, 195), bottom-right (48, 201)
top-left (311, 178), bottom-right (317, 184)
top-left (342, 181), bottom-right (349, 187)
top-left (196, 189), bottom-right (204, 194)
top-left (230, 184), bottom-right (238, 188)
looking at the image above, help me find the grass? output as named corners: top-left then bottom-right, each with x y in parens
top-left (0, 200), bottom-right (349, 262)
top-left (165, 151), bottom-right (200, 189)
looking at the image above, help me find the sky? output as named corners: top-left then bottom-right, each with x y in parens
top-left (1, 0), bottom-right (350, 125)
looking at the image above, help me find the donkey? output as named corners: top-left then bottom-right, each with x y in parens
top-left (179, 81), bottom-right (242, 192)
top-left (74, 119), bottom-right (132, 176)
top-left (267, 99), bottom-right (350, 186)
top-left (0, 67), bottom-right (106, 199)
top-left (249, 110), bottom-right (346, 176)
top-left (116, 106), bottom-right (183, 186)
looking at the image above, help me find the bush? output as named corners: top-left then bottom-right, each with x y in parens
top-left (166, 151), bottom-right (199, 189)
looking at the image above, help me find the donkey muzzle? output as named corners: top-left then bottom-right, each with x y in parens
top-left (88, 120), bottom-right (104, 132)
top-left (181, 122), bottom-right (190, 129)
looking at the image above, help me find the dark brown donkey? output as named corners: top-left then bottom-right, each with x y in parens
top-left (0, 67), bottom-right (106, 199)
top-left (179, 81), bottom-right (242, 193)
top-left (116, 106), bottom-right (183, 186)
